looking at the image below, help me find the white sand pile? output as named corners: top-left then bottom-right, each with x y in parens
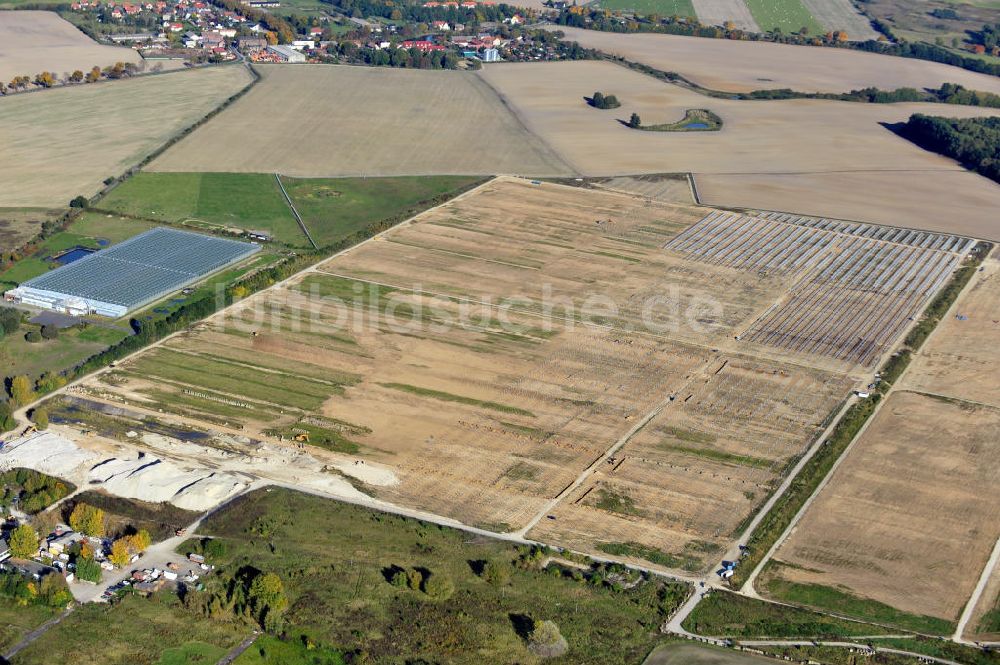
top-left (330, 460), bottom-right (398, 487)
top-left (0, 432), bottom-right (97, 479)
top-left (88, 455), bottom-right (248, 512)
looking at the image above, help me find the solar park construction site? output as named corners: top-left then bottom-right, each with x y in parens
top-left (51, 177), bottom-right (983, 582)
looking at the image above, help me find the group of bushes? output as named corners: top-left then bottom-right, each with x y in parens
top-left (0, 468), bottom-right (73, 514)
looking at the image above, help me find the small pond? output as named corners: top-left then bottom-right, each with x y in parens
top-left (53, 246), bottom-right (96, 265)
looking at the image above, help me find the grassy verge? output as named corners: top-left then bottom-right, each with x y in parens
top-left (760, 573), bottom-right (954, 635)
top-left (879, 637), bottom-right (1000, 665)
top-left (0, 603), bottom-right (58, 654)
top-left (379, 382), bottom-right (535, 417)
top-left (731, 393), bottom-right (881, 588)
top-left (681, 590), bottom-right (895, 638)
top-left (597, 541), bottom-right (704, 573)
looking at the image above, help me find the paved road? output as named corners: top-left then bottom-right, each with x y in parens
top-left (215, 632), bottom-right (260, 665)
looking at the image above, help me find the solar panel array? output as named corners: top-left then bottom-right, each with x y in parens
top-left (23, 227), bottom-right (260, 312)
top-left (664, 212), bottom-right (972, 366)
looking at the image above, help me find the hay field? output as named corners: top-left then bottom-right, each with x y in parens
top-left (763, 254), bottom-right (1000, 627)
top-left (478, 60), bottom-right (1000, 236)
top-left (148, 65), bottom-right (572, 177)
top-left (0, 11), bottom-right (142, 84)
top-left (75, 178), bottom-right (856, 573)
top-left (545, 26), bottom-right (1000, 95)
top-left (0, 65), bottom-right (252, 208)
top-left (902, 256), bottom-right (1000, 406)
top-left (692, 0), bottom-right (760, 32)
top-left (762, 390), bottom-right (1000, 625)
top-left (695, 171), bottom-right (1000, 241)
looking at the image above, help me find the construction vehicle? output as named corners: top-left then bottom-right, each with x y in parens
top-left (20, 425), bottom-right (37, 437)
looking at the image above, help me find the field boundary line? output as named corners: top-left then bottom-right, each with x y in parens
top-left (475, 68), bottom-right (582, 177)
top-left (274, 173), bottom-right (318, 250)
top-left (514, 352), bottom-right (721, 538)
top-left (739, 250), bottom-right (988, 621)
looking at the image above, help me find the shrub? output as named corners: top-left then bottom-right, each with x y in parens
top-left (527, 619), bottom-right (568, 658)
top-left (24, 330), bottom-right (41, 343)
top-left (31, 408), bottom-right (48, 430)
top-left (422, 572), bottom-right (454, 600)
top-left (480, 559), bottom-right (510, 587)
top-left (69, 195), bottom-right (89, 209)
top-left (40, 325), bottom-right (58, 340)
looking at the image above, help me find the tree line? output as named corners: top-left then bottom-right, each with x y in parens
top-left (899, 114), bottom-right (1000, 184)
top-left (2, 62), bottom-right (141, 95)
top-left (329, 0), bottom-right (521, 24)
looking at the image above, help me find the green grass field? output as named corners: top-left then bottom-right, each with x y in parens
top-left (682, 589), bottom-right (896, 638)
top-left (12, 593), bottom-right (248, 665)
top-left (745, 0), bottom-right (823, 35)
top-left (192, 486), bottom-right (690, 664)
top-left (760, 569), bottom-right (955, 635)
top-left (99, 172), bottom-right (306, 246)
top-left (125, 347), bottom-right (347, 411)
top-left (0, 603), bottom-right (58, 653)
top-left (281, 175), bottom-right (482, 248)
top-left (595, 0), bottom-right (694, 17)
top-left (0, 321), bottom-right (129, 380)
top-left (234, 634), bottom-right (345, 665)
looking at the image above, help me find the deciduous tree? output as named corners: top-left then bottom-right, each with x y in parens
top-left (9, 524), bottom-right (39, 558)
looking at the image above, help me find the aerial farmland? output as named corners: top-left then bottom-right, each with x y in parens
top-left (759, 252), bottom-right (1000, 636)
top-left (148, 65), bottom-right (572, 177)
top-left (2, 3), bottom-right (1000, 662)
top-left (60, 177), bottom-right (975, 580)
top-left (0, 65), bottom-right (252, 207)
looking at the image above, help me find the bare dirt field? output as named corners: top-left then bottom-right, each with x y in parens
top-left (692, 0), bottom-right (760, 32)
top-left (902, 255), bottom-right (1000, 407)
top-left (0, 64), bottom-right (252, 208)
top-left (149, 64), bottom-right (572, 177)
top-left (695, 171), bottom-right (1000, 241)
top-left (0, 11), bottom-right (142, 84)
top-left (764, 390), bottom-right (1000, 623)
top-left (591, 174), bottom-right (695, 204)
top-left (545, 26), bottom-right (1000, 95)
top-left (800, 0), bottom-right (880, 41)
top-left (71, 178), bottom-right (860, 574)
top-left (478, 60), bottom-right (1000, 236)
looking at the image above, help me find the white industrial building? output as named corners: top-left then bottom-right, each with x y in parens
top-left (267, 44), bottom-right (306, 62)
top-left (4, 228), bottom-right (259, 319)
